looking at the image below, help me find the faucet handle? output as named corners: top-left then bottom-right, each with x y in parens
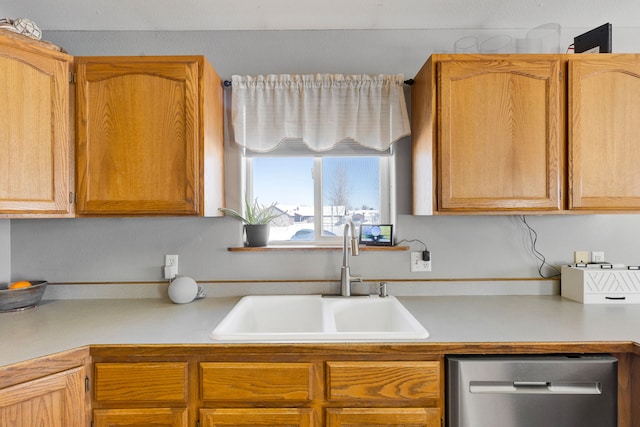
top-left (350, 236), bottom-right (360, 256)
top-left (378, 282), bottom-right (388, 298)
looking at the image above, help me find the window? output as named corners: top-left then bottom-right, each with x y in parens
top-left (230, 73), bottom-right (409, 244)
top-left (246, 148), bottom-right (394, 244)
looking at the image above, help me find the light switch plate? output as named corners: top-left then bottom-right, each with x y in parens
top-left (592, 251), bottom-right (605, 263)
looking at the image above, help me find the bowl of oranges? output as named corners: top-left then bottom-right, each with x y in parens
top-left (0, 280), bottom-right (47, 312)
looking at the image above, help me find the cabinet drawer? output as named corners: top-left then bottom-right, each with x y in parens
top-left (94, 408), bottom-right (188, 426)
top-left (201, 408), bottom-right (316, 427)
top-left (200, 362), bottom-right (315, 401)
top-left (94, 362), bottom-right (188, 403)
top-left (326, 361), bottom-right (440, 400)
top-left (326, 407), bottom-right (440, 427)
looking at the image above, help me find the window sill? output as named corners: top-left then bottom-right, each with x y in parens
top-left (227, 245), bottom-right (409, 252)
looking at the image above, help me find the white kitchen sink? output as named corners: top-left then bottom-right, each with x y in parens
top-left (210, 294), bottom-right (429, 341)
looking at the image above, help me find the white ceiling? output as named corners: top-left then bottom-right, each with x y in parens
top-left (1, 0), bottom-right (637, 32)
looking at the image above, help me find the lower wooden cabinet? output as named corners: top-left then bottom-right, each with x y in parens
top-left (200, 362), bottom-right (319, 426)
top-left (326, 407), bottom-right (441, 427)
top-left (201, 408), bottom-right (316, 427)
top-left (325, 361), bottom-right (441, 427)
top-left (0, 366), bottom-right (85, 427)
top-left (199, 360), bottom-right (441, 427)
top-left (4, 344), bottom-right (640, 427)
top-left (93, 362), bottom-right (189, 427)
top-left (90, 349), bottom-right (445, 427)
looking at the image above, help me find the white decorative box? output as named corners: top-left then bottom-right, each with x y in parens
top-left (561, 265), bottom-right (640, 304)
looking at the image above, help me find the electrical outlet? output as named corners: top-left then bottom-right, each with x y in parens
top-left (592, 251), bottom-right (605, 263)
top-left (411, 251), bottom-right (431, 272)
top-left (574, 251), bottom-right (589, 264)
top-left (164, 255), bottom-right (178, 279)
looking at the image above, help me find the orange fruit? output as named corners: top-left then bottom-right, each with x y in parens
top-left (9, 281), bottom-right (32, 290)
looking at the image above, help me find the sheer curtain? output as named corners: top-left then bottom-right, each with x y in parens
top-left (231, 74), bottom-right (411, 153)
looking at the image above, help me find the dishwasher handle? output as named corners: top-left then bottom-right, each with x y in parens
top-left (469, 381), bottom-right (602, 395)
top-left (514, 381), bottom-right (550, 387)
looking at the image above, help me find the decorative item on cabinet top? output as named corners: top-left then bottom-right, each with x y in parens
top-left (0, 17), bottom-right (42, 40)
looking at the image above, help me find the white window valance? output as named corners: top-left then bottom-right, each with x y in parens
top-left (231, 73), bottom-right (411, 153)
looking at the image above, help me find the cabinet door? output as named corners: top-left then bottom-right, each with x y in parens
top-left (326, 407), bottom-right (440, 427)
top-left (75, 56), bottom-right (203, 215)
top-left (93, 408), bottom-right (187, 427)
top-left (0, 366), bottom-right (85, 427)
top-left (437, 57), bottom-right (563, 212)
top-left (200, 408), bottom-right (315, 427)
top-left (0, 34), bottom-right (73, 216)
top-left (569, 56), bottom-right (640, 210)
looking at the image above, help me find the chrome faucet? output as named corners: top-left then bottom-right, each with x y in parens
top-left (340, 220), bottom-right (362, 296)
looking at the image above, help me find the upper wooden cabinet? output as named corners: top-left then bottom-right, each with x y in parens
top-left (568, 55), bottom-right (640, 210)
top-left (412, 54), bottom-right (564, 215)
top-left (75, 56), bottom-right (224, 216)
top-left (412, 53), bottom-right (640, 215)
top-left (0, 31), bottom-right (74, 217)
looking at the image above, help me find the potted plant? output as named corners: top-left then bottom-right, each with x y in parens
top-left (219, 197), bottom-right (283, 247)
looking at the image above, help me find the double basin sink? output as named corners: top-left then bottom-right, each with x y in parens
top-left (210, 294), bottom-right (429, 341)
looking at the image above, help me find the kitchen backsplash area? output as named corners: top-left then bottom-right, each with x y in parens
top-left (7, 213), bottom-right (640, 298)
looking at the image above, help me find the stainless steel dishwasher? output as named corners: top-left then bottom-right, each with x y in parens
top-left (447, 354), bottom-right (617, 427)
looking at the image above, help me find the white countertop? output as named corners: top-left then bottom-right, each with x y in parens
top-left (2, 295), bottom-right (640, 367)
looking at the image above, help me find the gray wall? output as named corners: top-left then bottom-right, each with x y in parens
top-left (7, 28), bottom-right (640, 290)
